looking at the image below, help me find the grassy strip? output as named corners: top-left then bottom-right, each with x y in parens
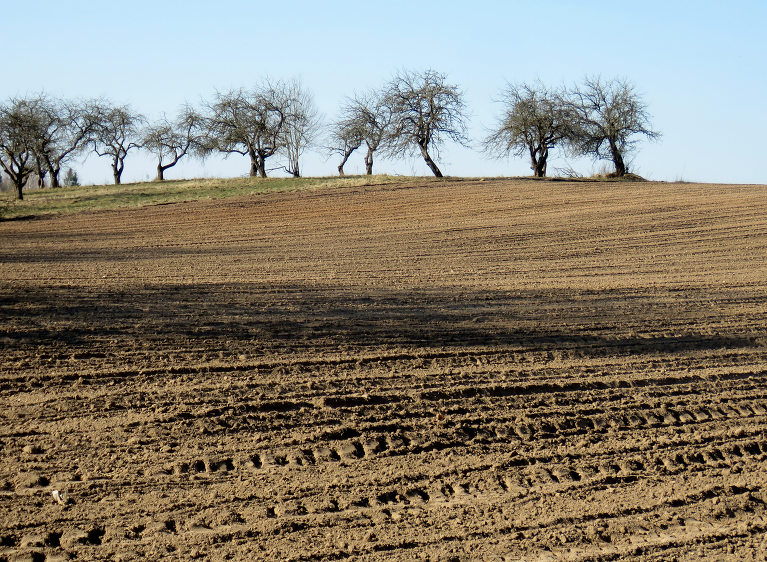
top-left (0, 173), bottom-right (658, 221)
top-left (0, 175), bottom-right (410, 220)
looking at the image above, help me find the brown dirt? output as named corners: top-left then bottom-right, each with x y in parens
top-left (1, 178), bottom-right (767, 561)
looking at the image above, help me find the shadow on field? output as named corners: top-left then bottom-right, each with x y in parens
top-left (1, 283), bottom-right (761, 359)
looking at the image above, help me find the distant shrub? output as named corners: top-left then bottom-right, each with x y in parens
top-left (63, 168), bottom-right (80, 187)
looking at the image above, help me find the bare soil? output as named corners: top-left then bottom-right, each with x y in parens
top-left (1, 178), bottom-right (767, 561)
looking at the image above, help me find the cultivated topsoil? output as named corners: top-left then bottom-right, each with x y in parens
top-left (1, 178), bottom-right (767, 560)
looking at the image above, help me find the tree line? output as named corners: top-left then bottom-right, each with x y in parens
top-left (0, 70), bottom-right (659, 200)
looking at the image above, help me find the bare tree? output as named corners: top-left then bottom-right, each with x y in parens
top-left (31, 96), bottom-right (100, 188)
top-left (201, 82), bottom-right (291, 178)
top-left (330, 89), bottom-right (392, 176)
top-left (0, 97), bottom-right (42, 200)
top-left (384, 69), bottom-right (469, 177)
top-left (91, 102), bottom-right (144, 185)
top-left (4, 94), bottom-right (50, 190)
top-left (327, 115), bottom-right (363, 176)
top-left (356, 90), bottom-right (392, 176)
top-left (566, 76), bottom-right (660, 177)
top-left (484, 82), bottom-right (574, 178)
top-left (143, 106), bottom-right (204, 181)
top-left (279, 81), bottom-right (321, 178)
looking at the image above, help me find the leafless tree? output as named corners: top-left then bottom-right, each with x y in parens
top-left (330, 89), bottom-right (392, 176)
top-left (0, 97), bottom-right (42, 200)
top-left (5, 94), bottom-right (51, 190)
top-left (279, 81), bottom-right (321, 178)
top-left (384, 69), bottom-right (469, 177)
top-left (142, 106), bottom-right (204, 181)
top-left (356, 90), bottom-right (393, 176)
top-left (30, 96), bottom-right (100, 188)
top-left (91, 102), bottom-right (144, 185)
top-left (201, 82), bottom-right (291, 178)
top-left (484, 82), bottom-right (574, 178)
top-left (566, 76), bottom-right (660, 177)
top-left (327, 115), bottom-right (363, 176)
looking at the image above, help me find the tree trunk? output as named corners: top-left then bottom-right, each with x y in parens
top-left (609, 140), bottom-right (626, 176)
top-left (113, 157), bottom-right (124, 185)
top-left (3, 160), bottom-right (29, 199)
top-left (47, 161), bottom-right (60, 188)
top-left (364, 147), bottom-right (374, 175)
top-left (249, 150), bottom-right (258, 177)
top-left (35, 161), bottom-right (46, 188)
top-left (337, 146), bottom-right (357, 176)
top-left (530, 145), bottom-right (548, 178)
top-left (156, 164), bottom-right (165, 181)
top-left (5, 166), bottom-right (28, 199)
top-left (256, 155), bottom-right (267, 178)
top-left (419, 143), bottom-right (442, 177)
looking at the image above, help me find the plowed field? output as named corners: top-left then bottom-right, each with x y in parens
top-left (2, 178), bottom-right (767, 561)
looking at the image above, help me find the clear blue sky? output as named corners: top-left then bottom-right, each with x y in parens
top-left (4, 1), bottom-right (766, 184)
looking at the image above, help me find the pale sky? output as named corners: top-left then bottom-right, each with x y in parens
top-left (4, 1), bottom-right (766, 184)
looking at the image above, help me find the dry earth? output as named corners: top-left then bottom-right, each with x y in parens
top-left (1, 178), bottom-right (767, 561)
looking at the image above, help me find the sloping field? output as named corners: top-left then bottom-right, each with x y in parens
top-left (1, 178), bottom-right (767, 560)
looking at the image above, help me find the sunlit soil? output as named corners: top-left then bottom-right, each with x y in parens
top-left (1, 178), bottom-right (767, 560)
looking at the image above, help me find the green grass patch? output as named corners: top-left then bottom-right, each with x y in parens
top-left (0, 175), bottom-right (408, 220)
